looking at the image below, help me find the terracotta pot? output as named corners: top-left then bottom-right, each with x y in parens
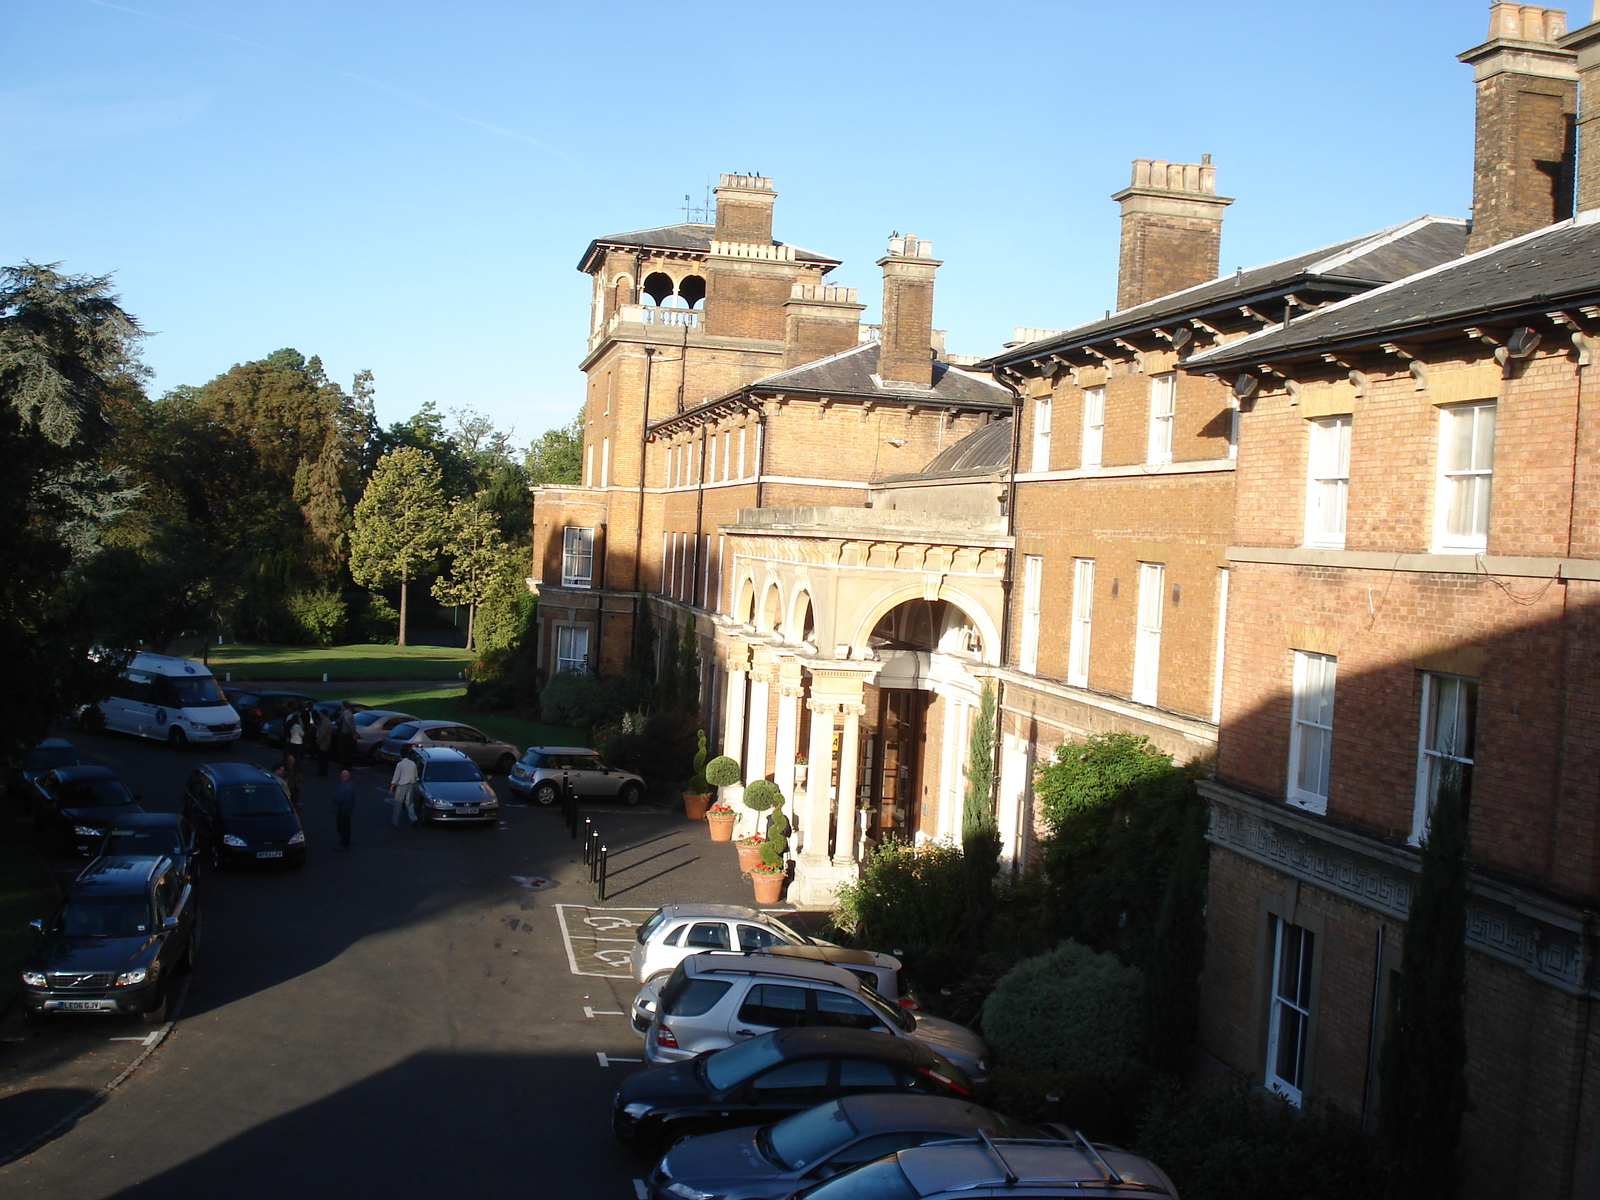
top-left (706, 810), bottom-right (736, 841)
top-left (735, 843), bottom-right (764, 872)
top-left (683, 792), bottom-right (711, 821)
top-left (750, 870), bottom-right (785, 905)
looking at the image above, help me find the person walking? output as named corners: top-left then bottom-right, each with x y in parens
top-left (282, 753), bottom-right (303, 810)
top-left (339, 702), bottom-right (358, 770)
top-left (389, 753), bottom-right (419, 828)
top-left (315, 709), bottom-right (333, 777)
top-left (332, 769), bottom-right (356, 850)
top-left (286, 705), bottom-right (309, 760)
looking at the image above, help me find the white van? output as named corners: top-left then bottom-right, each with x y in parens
top-left (87, 653), bottom-right (242, 749)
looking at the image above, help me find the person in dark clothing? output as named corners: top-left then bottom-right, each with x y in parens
top-left (338, 702), bottom-right (357, 769)
top-left (315, 709), bottom-right (333, 776)
top-left (332, 769), bottom-right (356, 850)
top-left (282, 753), bottom-right (303, 810)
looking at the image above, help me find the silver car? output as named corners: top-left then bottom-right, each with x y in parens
top-left (376, 719), bottom-right (518, 774)
top-left (643, 954), bottom-right (990, 1089)
top-left (630, 903), bottom-right (832, 985)
top-left (507, 746), bottom-right (644, 806)
top-left (410, 747), bottom-right (500, 825)
top-left (352, 710), bottom-right (418, 761)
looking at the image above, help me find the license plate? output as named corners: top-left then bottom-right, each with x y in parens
top-left (257, 850), bottom-right (283, 859)
top-left (459, 807), bottom-right (480, 815)
top-left (57, 1000), bottom-right (112, 1011)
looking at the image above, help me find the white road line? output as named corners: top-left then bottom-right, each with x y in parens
top-left (584, 1007), bottom-right (625, 1018)
top-left (109, 1033), bottom-right (161, 1046)
top-left (554, 903), bottom-right (585, 977)
top-left (596, 1052), bottom-right (644, 1067)
top-left (633, 1180), bottom-right (648, 1199)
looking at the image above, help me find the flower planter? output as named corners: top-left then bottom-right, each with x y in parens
top-left (749, 870), bottom-right (785, 905)
top-left (706, 809), bottom-right (736, 841)
top-left (682, 792), bottom-right (711, 821)
top-left (735, 841), bottom-right (764, 872)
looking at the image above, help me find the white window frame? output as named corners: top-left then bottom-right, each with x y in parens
top-left (1031, 396), bottom-right (1052, 472)
top-left (1412, 672), bottom-right (1477, 845)
top-left (1132, 562), bottom-right (1164, 705)
top-left (1067, 558), bottom-right (1094, 687)
top-left (584, 442), bottom-right (594, 487)
top-left (1081, 386), bottom-right (1104, 469)
top-left (1287, 651), bottom-right (1336, 814)
top-left (738, 427), bottom-right (748, 478)
top-left (1434, 401), bottom-right (1496, 552)
top-left (561, 526), bottom-right (594, 588)
top-left (1303, 416), bottom-right (1350, 548)
top-left (1020, 556), bottom-right (1043, 674)
top-left (1147, 373), bottom-right (1175, 465)
top-left (1265, 915), bottom-right (1315, 1107)
top-left (554, 625), bottom-right (591, 675)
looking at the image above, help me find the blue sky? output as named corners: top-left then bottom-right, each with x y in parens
top-left (7, 0), bottom-right (1488, 444)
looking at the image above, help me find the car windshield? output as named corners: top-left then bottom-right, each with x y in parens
top-left (354, 711), bottom-right (385, 728)
top-left (100, 828), bottom-right (183, 857)
top-left (59, 897), bottom-right (150, 938)
top-left (762, 915), bottom-right (812, 945)
top-left (389, 723), bottom-right (420, 741)
top-left (60, 777), bottom-right (133, 807)
top-left (799, 1158), bottom-right (919, 1200)
top-left (423, 761), bottom-right (483, 783)
top-left (24, 745), bottom-right (78, 772)
top-left (217, 783), bottom-right (293, 817)
top-left (767, 1100), bottom-right (857, 1170)
top-left (169, 676), bottom-right (226, 707)
top-left (860, 984), bottom-right (916, 1032)
top-left (703, 1033), bottom-right (787, 1091)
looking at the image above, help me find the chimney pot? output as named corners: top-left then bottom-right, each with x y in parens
top-left (876, 232), bottom-right (942, 388)
top-left (1111, 156), bottom-right (1233, 311)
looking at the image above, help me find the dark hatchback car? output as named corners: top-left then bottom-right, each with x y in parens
top-left (30, 765), bottom-right (143, 854)
top-left (5, 737), bottom-right (81, 802)
top-left (94, 812), bottom-right (201, 894)
top-left (649, 1094), bottom-right (1060, 1200)
top-left (20, 855), bottom-right (198, 1026)
top-left (183, 762), bottom-right (306, 869)
top-left (223, 690), bottom-right (311, 740)
top-left (613, 1028), bottom-right (976, 1154)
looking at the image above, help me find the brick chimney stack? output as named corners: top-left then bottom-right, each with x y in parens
top-left (1559, 3), bottom-right (1600, 210)
top-left (1111, 157), bottom-right (1232, 312)
top-left (713, 173), bottom-right (776, 245)
top-left (783, 284), bottom-right (866, 369)
top-left (1461, 4), bottom-right (1577, 252)
top-left (876, 234), bottom-right (940, 389)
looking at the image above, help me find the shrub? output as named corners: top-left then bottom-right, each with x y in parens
top-left (285, 589), bottom-right (346, 646)
top-left (742, 780), bottom-right (780, 811)
top-left (981, 941), bottom-right (1142, 1082)
top-left (1135, 1080), bottom-right (1383, 1200)
top-left (686, 729), bottom-right (710, 792)
top-left (705, 755), bottom-right (741, 788)
top-left (347, 591), bottom-right (399, 645)
top-left (597, 707), bottom-right (697, 792)
top-left (540, 672), bottom-right (649, 732)
top-left (1035, 732), bottom-right (1174, 855)
top-left (833, 840), bottom-right (967, 967)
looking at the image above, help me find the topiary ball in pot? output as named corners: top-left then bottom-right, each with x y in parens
top-left (742, 780), bottom-right (780, 812)
top-left (705, 756), bottom-right (741, 788)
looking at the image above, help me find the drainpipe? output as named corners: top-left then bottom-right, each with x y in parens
top-left (991, 368), bottom-right (1025, 872)
top-left (754, 405), bottom-right (769, 509)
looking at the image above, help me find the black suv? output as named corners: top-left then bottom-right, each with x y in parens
top-left (183, 762), bottom-right (306, 869)
top-left (94, 812), bottom-right (201, 894)
top-left (20, 855), bottom-right (198, 1025)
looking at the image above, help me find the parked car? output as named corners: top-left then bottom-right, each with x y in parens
top-left (612, 1028), bottom-right (977, 1154)
top-left (643, 955), bottom-right (989, 1089)
top-left (19, 854), bottom-right (198, 1025)
top-left (223, 689), bottom-right (310, 739)
top-left (6, 737), bottom-right (80, 800)
top-left (30, 765), bottom-right (143, 854)
top-left (93, 812), bottom-right (202, 894)
top-left (508, 746), bottom-right (645, 805)
top-left (633, 945), bottom-right (916, 1033)
top-left (410, 747), bottom-right (500, 825)
top-left (376, 719), bottom-right (518, 774)
top-left (261, 698), bottom-right (369, 747)
top-left (182, 762), bottom-right (306, 869)
top-left (81, 652), bottom-right (240, 748)
top-left (790, 1137), bottom-right (1180, 1200)
top-left (352, 709), bottom-right (419, 760)
top-left (648, 1094), bottom-right (1061, 1200)
top-left (631, 904), bottom-right (837, 985)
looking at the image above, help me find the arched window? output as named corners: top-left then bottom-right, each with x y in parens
top-left (678, 275), bottom-right (707, 309)
top-left (643, 272), bottom-right (675, 306)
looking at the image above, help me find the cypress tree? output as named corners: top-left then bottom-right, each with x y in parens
top-left (657, 611), bottom-right (680, 711)
top-left (961, 683), bottom-right (1000, 950)
top-left (679, 620), bottom-right (701, 714)
top-left (1376, 763), bottom-right (1470, 1200)
top-left (1140, 782), bottom-right (1208, 1076)
top-left (628, 591), bottom-right (657, 683)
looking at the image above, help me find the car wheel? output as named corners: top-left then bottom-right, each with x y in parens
top-left (619, 782), bottom-right (644, 807)
top-left (139, 988), bottom-right (169, 1025)
top-left (495, 753), bottom-right (515, 776)
top-left (167, 727), bottom-right (188, 751)
top-left (532, 781), bottom-right (559, 807)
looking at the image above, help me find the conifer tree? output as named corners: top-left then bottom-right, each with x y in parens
top-left (679, 619), bottom-right (701, 713)
top-left (628, 591), bottom-right (657, 683)
top-left (657, 611), bottom-right (680, 710)
top-left (961, 683), bottom-right (1000, 947)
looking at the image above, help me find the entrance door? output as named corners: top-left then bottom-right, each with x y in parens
top-left (875, 690), bottom-right (924, 838)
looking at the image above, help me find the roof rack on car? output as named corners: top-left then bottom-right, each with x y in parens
top-left (976, 1131), bottom-right (1018, 1185)
top-left (1073, 1128), bottom-right (1124, 1185)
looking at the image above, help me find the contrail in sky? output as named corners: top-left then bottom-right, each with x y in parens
top-left (81, 0), bottom-right (584, 168)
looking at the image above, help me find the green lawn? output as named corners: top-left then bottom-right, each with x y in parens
top-left (0, 811), bottom-right (59, 1007)
top-left (345, 685), bottom-right (584, 753)
top-left (210, 642), bottom-right (473, 682)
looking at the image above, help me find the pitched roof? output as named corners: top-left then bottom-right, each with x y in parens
top-left (576, 221), bottom-right (840, 271)
top-left (751, 342), bottom-right (1012, 406)
top-left (988, 215), bottom-right (1467, 366)
top-left (1188, 211), bottom-right (1600, 369)
top-left (895, 416), bottom-right (1014, 480)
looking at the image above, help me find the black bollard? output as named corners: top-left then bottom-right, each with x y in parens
top-left (596, 844), bottom-right (609, 901)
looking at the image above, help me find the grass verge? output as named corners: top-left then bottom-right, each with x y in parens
top-left (0, 809), bottom-right (60, 1008)
top-left (208, 642), bottom-right (473, 682)
top-left (344, 686), bottom-right (583, 752)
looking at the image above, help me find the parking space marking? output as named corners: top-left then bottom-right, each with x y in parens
top-left (554, 904), bottom-right (651, 978)
top-left (584, 1007), bottom-right (624, 1018)
top-left (596, 1052), bottom-right (643, 1067)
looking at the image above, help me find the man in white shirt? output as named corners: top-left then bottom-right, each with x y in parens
top-left (389, 754), bottom-right (419, 828)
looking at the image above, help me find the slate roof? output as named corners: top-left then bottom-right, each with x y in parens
top-left (988, 215), bottom-right (1467, 366)
top-left (904, 416), bottom-right (1014, 479)
top-left (576, 222), bottom-right (840, 271)
top-left (750, 342), bottom-right (1012, 406)
top-left (1189, 211), bottom-right (1600, 369)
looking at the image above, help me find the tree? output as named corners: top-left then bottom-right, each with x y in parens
top-left (627, 590), bottom-right (657, 683)
top-left (431, 496), bottom-right (507, 650)
top-left (294, 429), bottom-right (353, 580)
top-left (1377, 764), bottom-right (1471, 1200)
top-left (350, 446), bottom-right (450, 645)
top-left (961, 683), bottom-right (1000, 948)
top-left (678, 619), bottom-right (701, 713)
top-left (526, 410), bottom-right (583, 486)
